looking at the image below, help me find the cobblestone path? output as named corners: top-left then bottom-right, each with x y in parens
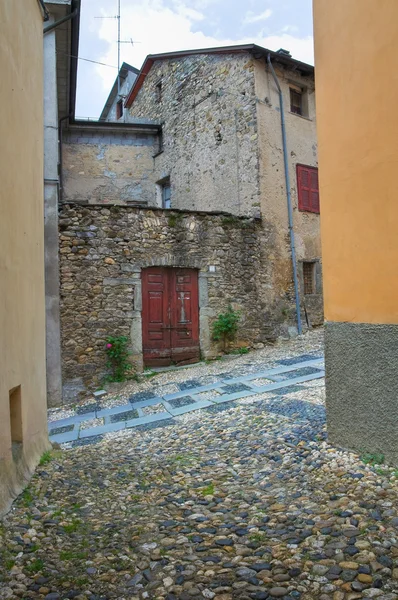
top-left (2, 332), bottom-right (398, 600)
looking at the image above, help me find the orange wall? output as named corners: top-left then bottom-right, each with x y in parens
top-left (313, 0), bottom-right (398, 324)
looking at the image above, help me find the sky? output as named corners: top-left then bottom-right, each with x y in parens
top-left (75, 0), bottom-right (314, 119)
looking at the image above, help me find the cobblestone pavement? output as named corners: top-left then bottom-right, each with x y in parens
top-left (2, 330), bottom-right (398, 600)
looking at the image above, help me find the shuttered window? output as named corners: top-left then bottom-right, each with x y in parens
top-left (297, 165), bottom-right (319, 213)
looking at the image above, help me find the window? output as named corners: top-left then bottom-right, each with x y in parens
top-left (162, 181), bottom-right (171, 208)
top-left (297, 164), bottom-right (319, 213)
top-left (156, 81), bottom-right (162, 103)
top-left (303, 262), bottom-right (315, 295)
top-left (9, 385), bottom-right (23, 444)
top-left (116, 99), bottom-right (123, 120)
top-left (290, 88), bottom-right (302, 115)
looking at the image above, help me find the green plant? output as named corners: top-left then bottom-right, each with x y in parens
top-left (361, 452), bottom-right (385, 466)
top-left (229, 346), bottom-right (249, 355)
top-left (200, 483), bottom-right (215, 496)
top-left (105, 336), bottom-right (132, 382)
top-left (26, 558), bottom-right (44, 574)
top-left (168, 213), bottom-right (183, 227)
top-left (212, 305), bottom-right (241, 352)
top-left (39, 450), bottom-right (52, 466)
top-left (21, 488), bottom-right (34, 507)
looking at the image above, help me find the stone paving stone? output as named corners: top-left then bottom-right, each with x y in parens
top-left (125, 412), bottom-right (172, 429)
top-left (79, 421), bottom-right (126, 439)
top-left (219, 382), bottom-right (253, 394)
top-left (134, 418), bottom-right (177, 432)
top-left (167, 399), bottom-right (212, 416)
top-left (96, 403), bottom-right (132, 418)
top-left (270, 384), bottom-right (305, 395)
top-left (178, 379), bottom-right (201, 391)
top-left (129, 390), bottom-right (158, 404)
top-left (277, 353), bottom-right (322, 366)
top-left (109, 408), bottom-right (139, 423)
top-left (76, 402), bottom-right (100, 415)
top-left (168, 396), bottom-right (196, 408)
top-left (270, 365), bottom-right (323, 382)
top-left (49, 427), bottom-right (79, 444)
top-left (70, 434), bottom-right (104, 447)
top-left (205, 401), bottom-right (238, 413)
top-left (48, 424), bottom-right (74, 436)
top-left (213, 390), bottom-right (255, 404)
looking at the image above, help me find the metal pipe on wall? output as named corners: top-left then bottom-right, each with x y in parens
top-left (266, 53), bottom-right (303, 335)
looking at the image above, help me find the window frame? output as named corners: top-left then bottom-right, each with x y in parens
top-left (162, 181), bottom-right (171, 209)
top-left (296, 164), bottom-right (320, 214)
top-left (116, 99), bottom-right (123, 120)
top-left (302, 261), bottom-right (316, 295)
top-left (290, 88), bottom-right (303, 115)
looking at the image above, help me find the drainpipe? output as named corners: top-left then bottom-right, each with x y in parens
top-left (267, 53), bottom-right (302, 335)
top-left (43, 7), bottom-right (78, 34)
top-left (58, 114), bottom-right (71, 202)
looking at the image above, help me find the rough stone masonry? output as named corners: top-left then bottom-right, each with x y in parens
top-left (59, 203), bottom-right (286, 399)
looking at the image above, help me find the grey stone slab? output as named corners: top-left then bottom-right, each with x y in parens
top-left (48, 412), bottom-right (95, 429)
top-left (130, 396), bottom-right (164, 409)
top-left (79, 421), bottom-right (126, 439)
top-left (168, 395), bottom-right (195, 409)
top-left (125, 412), bottom-right (172, 429)
top-left (221, 359), bottom-right (324, 385)
top-left (96, 403), bottom-right (132, 418)
top-left (250, 372), bottom-right (324, 393)
top-left (49, 427), bottom-right (79, 444)
top-left (109, 408), bottom-right (139, 423)
top-left (212, 390), bottom-right (255, 404)
top-left (167, 399), bottom-right (213, 416)
top-left (48, 424), bottom-right (74, 436)
top-left (278, 353), bottom-right (323, 365)
top-left (163, 383), bottom-right (219, 401)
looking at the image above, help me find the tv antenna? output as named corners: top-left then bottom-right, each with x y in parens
top-left (95, 0), bottom-right (141, 97)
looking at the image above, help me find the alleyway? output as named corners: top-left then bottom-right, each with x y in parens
top-left (2, 332), bottom-right (398, 600)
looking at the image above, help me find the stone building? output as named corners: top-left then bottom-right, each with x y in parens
top-left (99, 62), bottom-right (139, 123)
top-left (0, 0), bottom-right (49, 515)
top-left (58, 44), bottom-right (322, 401)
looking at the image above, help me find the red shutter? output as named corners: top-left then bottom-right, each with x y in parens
top-left (297, 165), bottom-right (319, 214)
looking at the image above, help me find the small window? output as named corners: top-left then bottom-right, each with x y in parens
top-left (162, 181), bottom-right (171, 209)
top-left (156, 81), bottom-right (162, 103)
top-left (303, 262), bottom-right (315, 295)
top-left (116, 99), bottom-right (123, 120)
top-left (290, 88), bottom-right (302, 115)
top-left (297, 164), bottom-right (319, 213)
top-left (9, 385), bottom-right (23, 444)
top-left (290, 88), bottom-right (303, 115)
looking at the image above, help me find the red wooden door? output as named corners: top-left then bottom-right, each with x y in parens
top-left (142, 267), bottom-right (200, 366)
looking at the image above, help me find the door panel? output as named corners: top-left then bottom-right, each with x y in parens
top-left (170, 269), bottom-right (200, 364)
top-left (142, 268), bottom-right (171, 365)
top-left (142, 267), bottom-right (200, 366)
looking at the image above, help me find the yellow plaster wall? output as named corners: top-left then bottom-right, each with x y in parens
top-left (0, 0), bottom-right (49, 514)
top-left (314, 0), bottom-right (398, 324)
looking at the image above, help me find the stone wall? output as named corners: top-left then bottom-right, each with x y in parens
top-left (59, 203), bottom-right (284, 399)
top-left (62, 124), bottom-right (160, 205)
top-left (128, 52), bottom-right (260, 217)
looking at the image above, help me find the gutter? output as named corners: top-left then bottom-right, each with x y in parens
top-left (43, 7), bottom-right (78, 34)
top-left (37, 0), bottom-right (50, 21)
top-left (267, 53), bottom-right (303, 335)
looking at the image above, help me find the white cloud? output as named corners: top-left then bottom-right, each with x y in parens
top-left (80, 0), bottom-right (313, 117)
top-left (243, 9), bottom-right (272, 25)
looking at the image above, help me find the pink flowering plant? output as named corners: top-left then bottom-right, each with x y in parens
top-left (105, 335), bottom-right (132, 382)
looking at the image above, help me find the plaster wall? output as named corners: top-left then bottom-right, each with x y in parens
top-left (254, 58), bottom-right (322, 325)
top-left (62, 128), bottom-right (159, 205)
top-left (0, 0), bottom-right (49, 515)
top-left (314, 0), bottom-right (398, 325)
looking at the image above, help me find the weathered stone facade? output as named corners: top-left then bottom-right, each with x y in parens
top-left (128, 53), bottom-right (261, 216)
top-left (62, 121), bottom-right (160, 205)
top-left (57, 47), bottom-right (324, 400)
top-left (59, 203), bottom-right (278, 398)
